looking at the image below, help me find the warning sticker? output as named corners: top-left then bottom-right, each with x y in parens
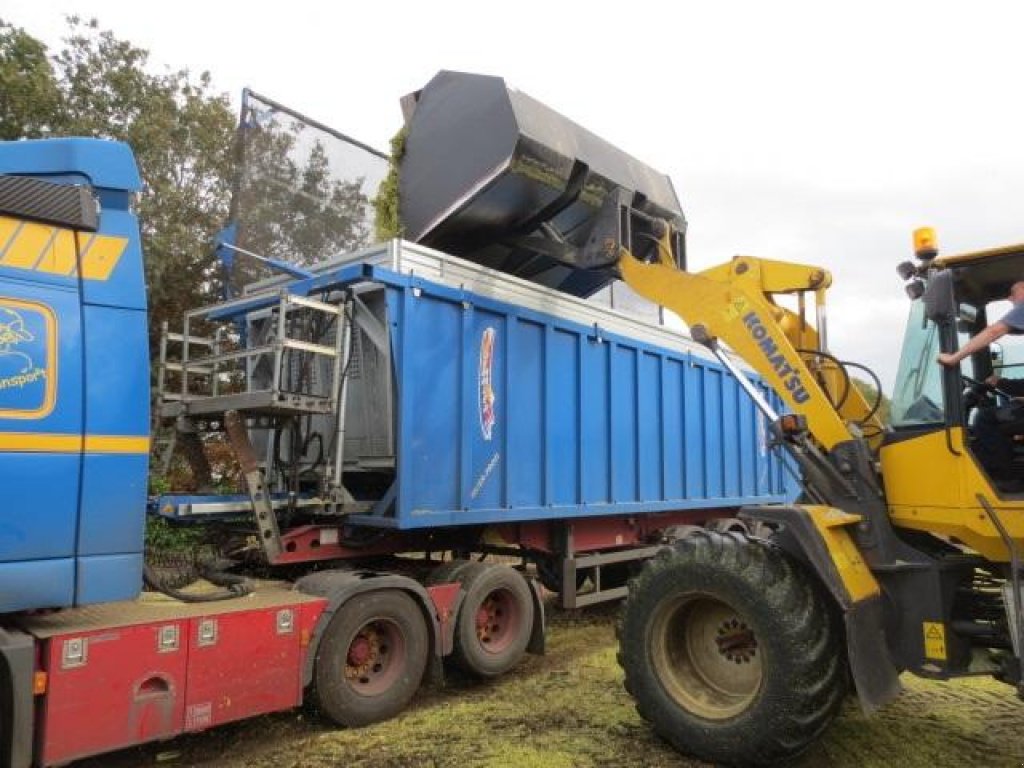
top-left (923, 621), bottom-right (947, 661)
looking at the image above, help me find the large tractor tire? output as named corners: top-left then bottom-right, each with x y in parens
top-left (451, 563), bottom-right (534, 678)
top-left (311, 589), bottom-right (429, 727)
top-left (617, 531), bottom-right (846, 767)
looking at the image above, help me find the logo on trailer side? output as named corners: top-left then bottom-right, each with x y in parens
top-left (479, 327), bottom-right (496, 441)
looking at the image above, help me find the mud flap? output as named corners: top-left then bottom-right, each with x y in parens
top-left (526, 577), bottom-right (546, 655)
top-left (740, 504), bottom-right (902, 713)
top-left (846, 597), bottom-right (902, 712)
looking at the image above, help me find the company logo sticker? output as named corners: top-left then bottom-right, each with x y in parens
top-left (479, 327), bottom-right (496, 441)
top-left (0, 298), bottom-right (57, 419)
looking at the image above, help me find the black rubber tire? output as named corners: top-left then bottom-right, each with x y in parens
top-left (451, 563), bottom-right (534, 678)
top-left (617, 531), bottom-right (846, 767)
top-left (311, 589), bottom-right (429, 727)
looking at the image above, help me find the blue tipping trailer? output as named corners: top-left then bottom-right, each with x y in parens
top-left (158, 240), bottom-right (796, 557)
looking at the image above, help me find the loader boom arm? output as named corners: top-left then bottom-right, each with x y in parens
top-left (619, 235), bottom-right (883, 451)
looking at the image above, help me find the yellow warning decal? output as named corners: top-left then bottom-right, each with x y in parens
top-left (923, 621), bottom-right (947, 661)
top-left (0, 215), bottom-right (128, 282)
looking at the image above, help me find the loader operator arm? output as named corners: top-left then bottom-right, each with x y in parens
top-left (618, 230), bottom-right (885, 452)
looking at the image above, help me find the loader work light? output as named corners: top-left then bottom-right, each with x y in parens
top-left (914, 227), bottom-right (938, 260)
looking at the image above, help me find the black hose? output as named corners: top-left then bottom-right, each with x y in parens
top-left (797, 348), bottom-right (852, 411)
top-left (143, 562), bottom-right (252, 603)
top-left (840, 360), bottom-right (885, 424)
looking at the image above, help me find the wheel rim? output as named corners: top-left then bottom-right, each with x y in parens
top-left (344, 618), bottom-right (407, 696)
top-left (651, 594), bottom-right (763, 720)
top-left (474, 587), bottom-right (521, 654)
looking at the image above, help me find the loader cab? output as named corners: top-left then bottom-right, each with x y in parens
top-left (886, 242), bottom-right (1024, 500)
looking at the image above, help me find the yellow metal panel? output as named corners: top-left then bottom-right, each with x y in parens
top-left (882, 427), bottom-right (1024, 561)
top-left (1, 221), bottom-right (52, 270)
top-left (802, 505), bottom-right (880, 603)
top-left (79, 234), bottom-right (128, 281)
top-left (35, 229), bottom-right (78, 276)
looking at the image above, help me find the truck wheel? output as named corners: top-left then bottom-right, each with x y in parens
top-left (311, 589), bottom-right (429, 727)
top-left (452, 563), bottom-right (534, 677)
top-left (617, 531), bottom-right (846, 767)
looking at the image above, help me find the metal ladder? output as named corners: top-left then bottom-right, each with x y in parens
top-left (155, 288), bottom-right (355, 562)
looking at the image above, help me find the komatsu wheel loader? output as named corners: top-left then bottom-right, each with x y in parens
top-left (611, 226), bottom-right (1024, 765)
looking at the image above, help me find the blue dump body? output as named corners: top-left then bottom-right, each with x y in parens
top-left (379, 271), bottom-right (793, 527)
top-left (0, 140), bottom-right (148, 612)
top-left (333, 257), bottom-right (797, 530)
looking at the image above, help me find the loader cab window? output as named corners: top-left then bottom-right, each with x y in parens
top-left (987, 298), bottom-right (1024, 379)
top-left (891, 298), bottom-right (973, 428)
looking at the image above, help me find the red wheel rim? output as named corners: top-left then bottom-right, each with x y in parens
top-left (344, 618), bottom-right (407, 695)
top-left (474, 587), bottom-right (522, 654)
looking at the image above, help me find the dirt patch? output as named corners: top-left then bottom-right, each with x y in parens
top-left (74, 601), bottom-right (1024, 768)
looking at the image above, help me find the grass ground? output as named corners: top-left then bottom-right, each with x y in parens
top-left (78, 600), bottom-right (1024, 768)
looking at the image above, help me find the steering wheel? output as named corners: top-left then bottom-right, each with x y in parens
top-left (961, 374), bottom-right (1013, 401)
top-left (960, 374), bottom-right (1013, 419)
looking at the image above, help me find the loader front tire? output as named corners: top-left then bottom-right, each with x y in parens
top-left (617, 531), bottom-right (846, 767)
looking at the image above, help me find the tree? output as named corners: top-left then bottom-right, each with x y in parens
top-left (0, 16), bottom-right (236, 351)
top-left (0, 21), bottom-right (60, 139)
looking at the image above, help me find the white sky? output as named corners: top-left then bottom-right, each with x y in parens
top-left (5, 0), bottom-right (1024, 390)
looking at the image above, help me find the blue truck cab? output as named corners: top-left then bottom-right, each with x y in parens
top-left (0, 139), bottom-right (149, 612)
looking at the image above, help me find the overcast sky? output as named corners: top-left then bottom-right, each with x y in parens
top-left (5, 0), bottom-right (1024, 390)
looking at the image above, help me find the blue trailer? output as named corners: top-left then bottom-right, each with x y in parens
top-left (156, 240), bottom-right (794, 597)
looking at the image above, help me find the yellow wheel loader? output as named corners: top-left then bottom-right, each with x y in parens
top-left (615, 227), bottom-right (1024, 765)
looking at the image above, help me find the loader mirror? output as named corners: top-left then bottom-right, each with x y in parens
top-left (922, 271), bottom-right (956, 326)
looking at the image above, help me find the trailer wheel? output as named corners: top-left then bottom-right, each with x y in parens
top-left (311, 589), bottom-right (429, 727)
top-left (617, 531), bottom-right (846, 767)
top-left (452, 563), bottom-right (534, 677)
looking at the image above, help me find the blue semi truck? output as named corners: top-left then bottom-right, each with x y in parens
top-left (0, 72), bottom-right (795, 766)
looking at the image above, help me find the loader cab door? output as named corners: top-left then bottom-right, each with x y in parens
top-left (883, 250), bottom-right (1024, 508)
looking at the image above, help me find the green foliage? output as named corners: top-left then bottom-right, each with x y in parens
top-left (0, 20), bottom-right (61, 139)
top-left (0, 16), bottom-right (236, 353)
top-left (144, 515), bottom-right (204, 553)
top-left (373, 127), bottom-right (407, 242)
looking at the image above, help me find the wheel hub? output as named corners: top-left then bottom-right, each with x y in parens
top-left (651, 594), bottom-right (764, 720)
top-left (715, 617), bottom-right (758, 663)
top-left (344, 620), bottom-right (403, 694)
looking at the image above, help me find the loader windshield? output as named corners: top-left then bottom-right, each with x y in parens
top-left (891, 299), bottom-right (954, 427)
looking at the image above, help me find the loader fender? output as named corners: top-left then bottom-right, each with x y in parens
top-left (739, 504), bottom-right (902, 712)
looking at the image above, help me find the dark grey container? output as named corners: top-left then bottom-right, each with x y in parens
top-left (399, 70), bottom-right (686, 297)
